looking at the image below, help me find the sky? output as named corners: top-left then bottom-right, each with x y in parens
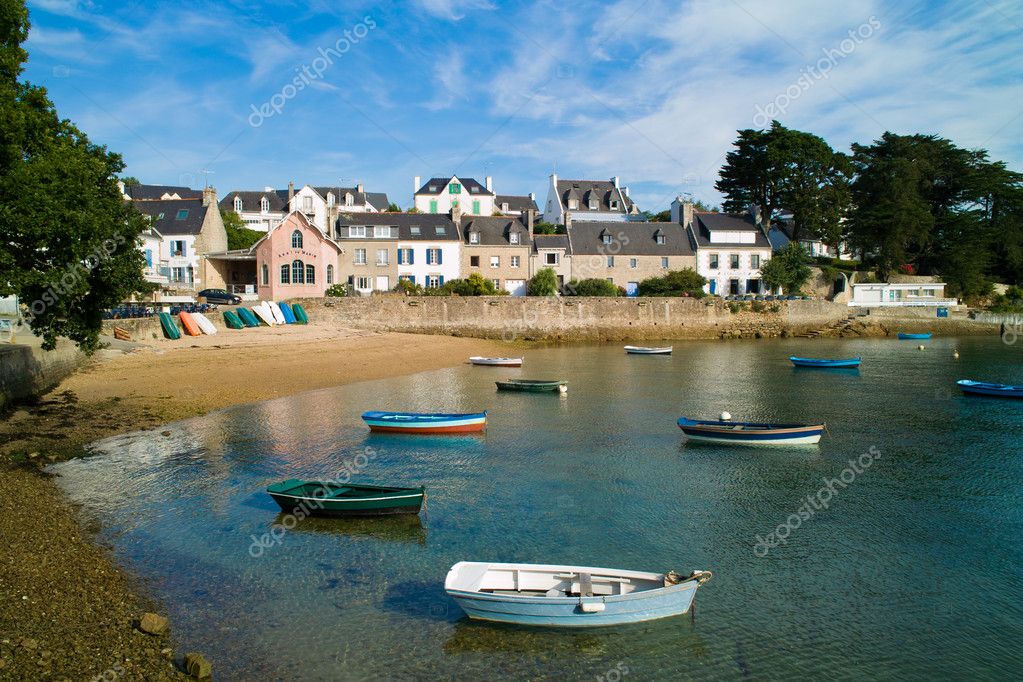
top-left (21, 0), bottom-right (1023, 213)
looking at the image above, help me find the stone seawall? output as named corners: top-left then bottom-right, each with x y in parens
top-left (0, 338), bottom-right (85, 412)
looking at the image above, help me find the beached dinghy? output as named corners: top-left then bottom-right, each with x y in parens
top-left (362, 410), bottom-right (488, 434)
top-left (677, 416), bottom-right (824, 446)
top-left (956, 379), bottom-right (1023, 398)
top-left (898, 332), bottom-right (932, 340)
top-left (789, 356), bottom-right (860, 368)
top-left (495, 379), bottom-right (567, 393)
top-left (470, 356), bottom-right (523, 367)
top-left (266, 479), bottom-right (425, 516)
top-left (444, 561), bottom-right (712, 627)
top-left (624, 346), bottom-right (673, 355)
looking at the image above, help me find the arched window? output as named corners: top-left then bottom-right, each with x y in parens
top-left (280, 264), bottom-right (290, 284)
top-left (306, 264), bottom-right (315, 285)
top-left (234, 197), bottom-right (243, 212)
top-left (326, 264), bottom-right (334, 285)
top-left (261, 264), bottom-right (269, 286)
top-left (292, 259), bottom-right (305, 284)
top-left (260, 197), bottom-right (269, 213)
top-left (291, 230), bottom-right (303, 249)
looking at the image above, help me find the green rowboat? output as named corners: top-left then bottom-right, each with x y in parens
top-left (266, 479), bottom-right (425, 516)
top-left (495, 379), bottom-right (567, 393)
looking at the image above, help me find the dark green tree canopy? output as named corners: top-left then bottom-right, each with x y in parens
top-left (636, 268), bottom-right (707, 297)
top-left (759, 243), bottom-right (812, 294)
top-left (1, 0), bottom-right (150, 351)
top-left (527, 267), bottom-right (559, 296)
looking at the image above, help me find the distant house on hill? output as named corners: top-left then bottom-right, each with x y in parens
top-left (494, 193), bottom-right (539, 217)
top-left (543, 174), bottom-right (640, 225)
top-left (413, 175), bottom-right (496, 216)
top-left (221, 182), bottom-right (390, 234)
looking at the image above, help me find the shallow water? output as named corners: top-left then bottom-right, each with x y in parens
top-left (53, 336), bottom-right (1023, 680)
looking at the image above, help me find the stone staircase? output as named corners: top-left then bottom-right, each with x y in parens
top-left (796, 308), bottom-right (871, 338)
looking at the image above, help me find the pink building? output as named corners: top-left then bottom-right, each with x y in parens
top-left (253, 212), bottom-right (342, 299)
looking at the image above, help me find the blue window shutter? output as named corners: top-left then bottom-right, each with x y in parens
top-left (426, 249), bottom-right (433, 265)
top-left (437, 249), bottom-right (443, 265)
top-left (409, 275), bottom-right (415, 285)
top-left (439, 275), bottom-right (444, 286)
top-left (397, 249), bottom-right (404, 265)
top-left (409, 249), bottom-right (414, 265)
top-left (182, 242), bottom-right (187, 257)
top-left (144, 249), bottom-right (152, 267)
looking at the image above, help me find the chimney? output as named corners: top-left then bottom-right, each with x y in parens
top-left (611, 176), bottom-right (620, 188)
top-left (450, 203), bottom-right (462, 226)
top-left (414, 176), bottom-right (421, 194)
top-left (564, 211), bottom-right (572, 229)
top-left (683, 201), bottom-right (694, 228)
top-left (288, 181), bottom-right (295, 201)
top-left (529, 192), bottom-right (535, 201)
top-left (526, 208), bottom-right (535, 234)
top-left (202, 185), bottom-right (217, 207)
top-left (356, 183), bottom-right (364, 194)
top-left (485, 176), bottom-right (493, 192)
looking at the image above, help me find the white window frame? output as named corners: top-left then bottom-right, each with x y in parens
top-left (374, 225), bottom-right (390, 239)
top-left (490, 256), bottom-right (500, 268)
top-left (234, 197), bottom-right (243, 212)
top-left (260, 197), bottom-right (269, 213)
top-left (376, 249), bottom-right (389, 266)
top-left (544, 252), bottom-right (559, 266)
top-left (510, 255), bottom-right (520, 268)
top-left (510, 232), bottom-right (520, 244)
top-left (350, 226), bottom-right (366, 238)
top-left (661, 257), bottom-right (669, 269)
top-left (470, 232), bottom-right (479, 244)
top-left (607, 256), bottom-right (614, 268)
top-left (356, 276), bottom-right (371, 290)
top-left (629, 258), bottom-right (638, 269)
top-left (354, 248), bottom-right (367, 265)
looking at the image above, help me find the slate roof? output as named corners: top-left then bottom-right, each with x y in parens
top-left (416, 177), bottom-right (494, 197)
top-left (533, 234), bottom-right (571, 253)
top-left (495, 195), bottom-right (538, 213)
top-left (124, 184), bottom-right (201, 201)
top-left (556, 179), bottom-right (636, 213)
top-left (691, 212), bottom-right (772, 248)
top-left (366, 192), bottom-right (390, 210)
top-left (133, 199), bottom-right (208, 236)
top-left (463, 217), bottom-right (531, 247)
top-left (335, 212), bottom-right (460, 241)
top-left (219, 190), bottom-right (288, 213)
top-left (569, 221), bottom-right (695, 256)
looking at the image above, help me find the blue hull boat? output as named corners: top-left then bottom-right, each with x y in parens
top-left (445, 562), bottom-right (712, 627)
top-left (677, 416), bottom-right (824, 446)
top-left (898, 333), bottom-right (932, 340)
top-left (361, 410), bottom-right (488, 433)
top-left (790, 356), bottom-right (861, 368)
top-left (957, 380), bottom-right (1023, 399)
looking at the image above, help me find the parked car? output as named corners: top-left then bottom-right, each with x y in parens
top-left (197, 289), bottom-right (241, 305)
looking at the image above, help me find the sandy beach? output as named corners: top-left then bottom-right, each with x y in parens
top-left (0, 325), bottom-right (506, 680)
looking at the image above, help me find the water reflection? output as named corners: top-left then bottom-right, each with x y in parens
top-left (273, 513), bottom-right (427, 545)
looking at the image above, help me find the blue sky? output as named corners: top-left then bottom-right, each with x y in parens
top-left (22, 0), bottom-right (1023, 212)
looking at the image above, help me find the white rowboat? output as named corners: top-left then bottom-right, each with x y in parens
top-left (470, 356), bottom-right (523, 367)
top-left (624, 346), bottom-right (673, 355)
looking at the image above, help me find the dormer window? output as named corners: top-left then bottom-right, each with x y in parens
top-left (345, 193), bottom-right (354, 207)
top-left (436, 226), bottom-right (447, 235)
top-left (374, 225), bottom-right (389, 238)
top-left (610, 200), bottom-right (619, 209)
top-left (589, 200), bottom-right (598, 210)
top-left (233, 197), bottom-right (243, 212)
top-left (602, 234), bottom-right (612, 245)
top-left (470, 186), bottom-right (479, 194)
top-left (410, 226), bottom-right (421, 235)
top-left (449, 183), bottom-right (461, 195)
top-left (501, 202), bottom-right (509, 212)
top-left (349, 225), bottom-right (366, 238)
top-left (470, 232), bottom-right (479, 244)
top-left (656, 234), bottom-right (665, 245)
top-left (176, 209), bottom-right (189, 220)
top-left (260, 197), bottom-right (269, 213)
top-left (428, 185), bottom-right (438, 192)
top-left (568, 200), bottom-right (579, 210)
top-left (510, 232), bottom-right (520, 245)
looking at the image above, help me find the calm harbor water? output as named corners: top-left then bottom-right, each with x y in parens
top-left (53, 337), bottom-right (1022, 680)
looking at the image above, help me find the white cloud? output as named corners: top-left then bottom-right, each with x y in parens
top-left (414, 0), bottom-right (495, 21)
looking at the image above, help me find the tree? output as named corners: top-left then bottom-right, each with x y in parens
top-left (636, 268), bottom-right (707, 297)
top-left (221, 210), bottom-right (264, 250)
top-left (386, 202), bottom-right (401, 212)
top-left (532, 222), bottom-right (564, 235)
top-left (565, 278), bottom-right (619, 296)
top-left (449, 273), bottom-right (499, 296)
top-left (0, 0), bottom-right (150, 352)
top-left (527, 268), bottom-right (559, 296)
top-left (759, 243), bottom-right (812, 294)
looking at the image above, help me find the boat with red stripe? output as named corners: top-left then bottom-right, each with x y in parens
top-left (677, 415), bottom-right (824, 446)
top-left (362, 410), bottom-right (488, 434)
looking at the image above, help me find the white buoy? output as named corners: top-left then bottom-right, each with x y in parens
top-left (918, 345), bottom-right (925, 351)
top-left (720, 411), bottom-right (732, 421)
top-left (558, 384), bottom-right (568, 394)
top-left (954, 349), bottom-right (960, 359)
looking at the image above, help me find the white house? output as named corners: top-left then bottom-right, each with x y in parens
top-left (413, 176), bottom-right (496, 216)
top-left (673, 198), bottom-right (773, 296)
top-left (140, 226), bottom-right (168, 286)
top-left (849, 282), bottom-right (957, 307)
top-left (494, 193), bottom-right (539, 217)
top-left (219, 187), bottom-right (289, 232)
top-left (396, 215), bottom-right (461, 288)
top-left (543, 174), bottom-right (639, 225)
top-left (221, 182), bottom-right (390, 234)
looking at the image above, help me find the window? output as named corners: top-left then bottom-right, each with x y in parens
top-left (492, 279), bottom-right (500, 289)
top-left (545, 252), bottom-right (559, 265)
top-left (425, 248), bottom-right (443, 265)
top-left (730, 254), bottom-right (740, 269)
top-left (656, 234), bottom-right (665, 245)
top-left (354, 248), bottom-right (367, 265)
top-left (501, 202), bottom-right (509, 212)
top-left (326, 264), bottom-right (334, 285)
top-left (470, 255), bottom-right (480, 267)
top-left (661, 257), bottom-right (669, 269)
top-left (349, 226), bottom-right (366, 238)
top-left (261, 264), bottom-right (269, 285)
top-left (376, 249), bottom-right (389, 266)
top-left (610, 200), bottom-right (619, 209)
top-left (306, 264), bottom-right (315, 284)
top-left (291, 230), bottom-right (303, 249)
top-left (510, 255), bottom-right (520, 268)
top-left (260, 198), bottom-right (269, 213)
top-left (410, 226), bottom-right (421, 235)
top-left (490, 256), bottom-right (500, 268)
top-left (397, 248), bottom-right (414, 265)
top-left (436, 226), bottom-right (447, 235)
top-left (709, 253), bottom-right (719, 269)
top-left (175, 209), bottom-right (189, 220)
top-left (602, 234), bottom-right (612, 245)
top-left (292, 259), bottom-right (305, 284)
top-left (510, 232), bottom-right (520, 245)
top-left (629, 258), bottom-right (638, 269)
top-left (356, 276), bottom-right (370, 290)
top-left (472, 200), bottom-right (480, 215)
top-left (171, 240), bottom-right (185, 257)
top-left (568, 199), bottom-right (579, 210)
top-left (280, 264), bottom-right (290, 284)
top-left (233, 197), bottom-right (242, 212)
top-left (751, 254), bottom-right (761, 269)
top-left (589, 199), bottom-right (598, 209)
top-left (345, 193), bottom-right (354, 207)
top-left (449, 183), bottom-right (461, 194)
top-left (429, 200), bottom-right (438, 214)
top-left (607, 256), bottom-right (614, 267)
top-left (374, 226), bottom-right (390, 238)
top-left (427, 275), bottom-right (443, 288)
top-left (470, 232), bottom-right (479, 244)
top-left (303, 196), bottom-right (313, 212)
top-left (171, 267), bottom-right (185, 282)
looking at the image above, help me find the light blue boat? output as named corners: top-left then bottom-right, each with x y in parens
top-left (897, 332), bottom-right (932, 340)
top-left (445, 561), bottom-right (712, 627)
top-left (790, 356), bottom-right (861, 368)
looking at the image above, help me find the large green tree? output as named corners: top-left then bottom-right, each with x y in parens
top-left (222, 210), bottom-right (264, 250)
top-left (716, 121), bottom-right (851, 246)
top-left (0, 0), bottom-right (150, 351)
top-left (759, 243), bottom-right (812, 294)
